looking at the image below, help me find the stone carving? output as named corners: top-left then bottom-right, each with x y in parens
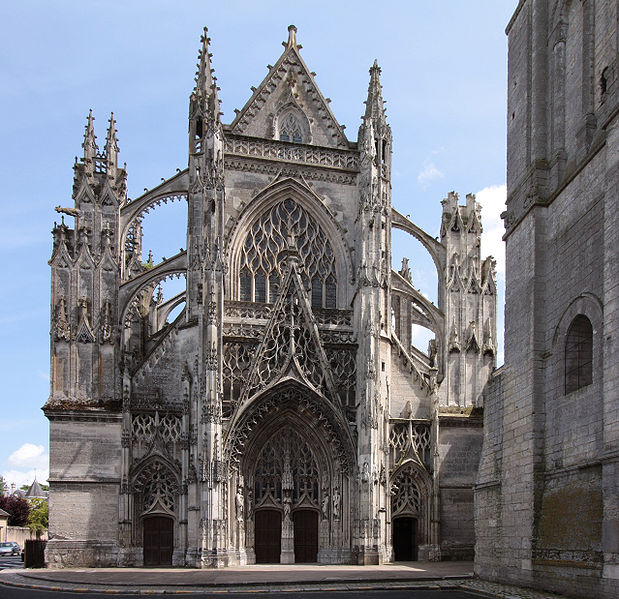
top-left (53, 297), bottom-right (71, 341)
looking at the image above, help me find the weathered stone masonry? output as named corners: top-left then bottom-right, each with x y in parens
top-left (475, 2), bottom-right (618, 598)
top-left (44, 26), bottom-right (496, 568)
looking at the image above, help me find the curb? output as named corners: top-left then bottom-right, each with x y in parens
top-left (0, 575), bottom-right (479, 596)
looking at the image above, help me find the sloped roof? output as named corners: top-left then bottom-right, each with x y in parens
top-left (25, 479), bottom-right (46, 498)
top-left (228, 25), bottom-right (349, 148)
top-left (0, 508), bottom-right (10, 517)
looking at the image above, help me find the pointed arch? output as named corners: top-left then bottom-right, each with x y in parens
top-left (226, 177), bottom-right (353, 307)
top-left (224, 379), bottom-right (356, 475)
top-left (131, 454), bottom-right (181, 516)
top-left (275, 104), bottom-right (311, 144)
top-left (390, 461), bottom-right (433, 553)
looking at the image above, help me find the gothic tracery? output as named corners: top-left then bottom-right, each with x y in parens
top-left (238, 198), bottom-right (336, 308)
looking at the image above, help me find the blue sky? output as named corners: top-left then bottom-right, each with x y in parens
top-left (0, 1), bottom-right (515, 488)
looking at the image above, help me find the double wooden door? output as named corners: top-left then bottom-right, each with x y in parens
top-left (254, 509), bottom-right (318, 563)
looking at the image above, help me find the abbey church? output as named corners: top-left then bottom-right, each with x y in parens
top-left (44, 24), bottom-right (497, 567)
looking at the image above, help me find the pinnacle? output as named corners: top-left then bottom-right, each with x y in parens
top-left (364, 58), bottom-right (386, 121)
top-left (194, 25), bottom-right (215, 93)
top-left (82, 109), bottom-right (98, 160)
top-left (105, 112), bottom-right (119, 168)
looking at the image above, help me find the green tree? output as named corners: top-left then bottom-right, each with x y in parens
top-left (27, 498), bottom-right (48, 539)
top-left (0, 476), bottom-right (7, 496)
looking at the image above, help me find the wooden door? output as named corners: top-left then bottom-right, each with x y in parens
top-left (255, 509), bottom-right (282, 563)
top-left (143, 516), bottom-right (173, 566)
top-left (293, 509), bottom-right (318, 563)
top-left (392, 516), bottom-right (417, 561)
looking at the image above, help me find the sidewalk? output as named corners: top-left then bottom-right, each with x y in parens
top-left (0, 562), bottom-right (569, 598)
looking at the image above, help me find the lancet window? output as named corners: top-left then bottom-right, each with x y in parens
top-left (565, 314), bottom-right (593, 394)
top-left (279, 113), bottom-right (303, 143)
top-left (238, 198), bottom-right (337, 308)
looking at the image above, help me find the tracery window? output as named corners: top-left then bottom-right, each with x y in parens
top-left (391, 467), bottom-right (423, 516)
top-left (565, 314), bottom-right (593, 394)
top-left (279, 113), bottom-right (303, 143)
top-left (238, 198), bottom-right (337, 308)
top-left (134, 459), bottom-right (179, 514)
top-left (253, 429), bottom-right (320, 509)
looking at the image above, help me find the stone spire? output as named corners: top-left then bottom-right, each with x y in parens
top-left (82, 109), bottom-right (98, 165)
top-left (364, 60), bottom-right (387, 123)
top-left (104, 112), bottom-right (119, 173)
top-left (193, 26), bottom-right (220, 114)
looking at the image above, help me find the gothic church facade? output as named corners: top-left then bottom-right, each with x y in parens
top-left (45, 26), bottom-right (496, 567)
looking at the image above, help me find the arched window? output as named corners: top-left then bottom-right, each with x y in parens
top-left (565, 314), bottom-right (593, 394)
top-left (279, 113), bottom-right (303, 143)
top-left (238, 198), bottom-right (337, 307)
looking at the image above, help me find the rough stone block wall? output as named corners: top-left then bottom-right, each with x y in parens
top-left (439, 422), bottom-right (483, 559)
top-left (48, 417), bottom-right (121, 560)
top-left (475, 1), bottom-right (618, 597)
top-left (49, 482), bottom-right (119, 543)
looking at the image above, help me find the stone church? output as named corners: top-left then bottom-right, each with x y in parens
top-left (44, 25), bottom-right (496, 567)
top-left (475, 1), bottom-right (617, 598)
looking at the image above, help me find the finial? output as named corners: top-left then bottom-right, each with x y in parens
top-left (194, 26), bottom-right (215, 93)
top-left (286, 24), bottom-right (298, 49)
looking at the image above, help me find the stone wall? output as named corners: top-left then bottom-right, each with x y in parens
top-left (46, 415), bottom-right (122, 567)
top-left (475, 2), bottom-right (618, 597)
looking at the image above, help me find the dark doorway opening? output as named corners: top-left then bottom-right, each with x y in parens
top-left (293, 509), bottom-right (318, 563)
top-left (255, 509), bottom-right (282, 563)
top-left (143, 515), bottom-right (173, 566)
top-left (393, 516), bottom-right (417, 561)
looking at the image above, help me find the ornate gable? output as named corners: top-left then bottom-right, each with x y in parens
top-left (228, 26), bottom-right (349, 149)
top-left (240, 263), bottom-right (340, 404)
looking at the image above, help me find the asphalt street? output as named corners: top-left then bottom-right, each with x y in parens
top-left (0, 588), bottom-right (487, 599)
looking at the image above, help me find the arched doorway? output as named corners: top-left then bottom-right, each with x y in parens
top-left (255, 509), bottom-right (282, 564)
top-left (293, 509), bottom-right (318, 563)
top-left (143, 515), bottom-right (173, 566)
top-left (392, 516), bottom-right (417, 561)
top-left (391, 463), bottom-right (431, 562)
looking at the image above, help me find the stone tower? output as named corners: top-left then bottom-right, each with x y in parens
top-left (45, 25), bottom-right (496, 568)
top-left (475, 2), bottom-right (618, 598)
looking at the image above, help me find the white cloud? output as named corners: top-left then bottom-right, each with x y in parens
top-left (417, 162), bottom-right (444, 187)
top-left (475, 184), bottom-right (506, 276)
top-left (3, 444), bottom-right (49, 489)
top-left (7, 443), bottom-right (48, 470)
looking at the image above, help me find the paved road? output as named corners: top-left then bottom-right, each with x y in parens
top-left (0, 555), bottom-right (22, 571)
top-left (0, 588), bottom-right (487, 599)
